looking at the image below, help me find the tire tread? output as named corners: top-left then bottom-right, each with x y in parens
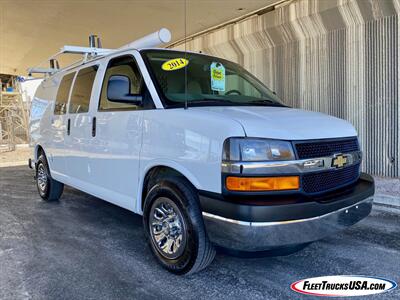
top-left (37, 154), bottom-right (64, 201)
top-left (144, 176), bottom-right (215, 275)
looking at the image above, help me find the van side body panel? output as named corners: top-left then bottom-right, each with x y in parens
top-left (136, 109), bottom-right (246, 214)
top-left (30, 74), bottom-right (64, 174)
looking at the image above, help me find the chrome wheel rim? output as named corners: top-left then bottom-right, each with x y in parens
top-left (149, 197), bottom-right (187, 259)
top-left (37, 164), bottom-right (48, 192)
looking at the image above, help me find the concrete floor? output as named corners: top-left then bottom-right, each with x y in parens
top-left (0, 166), bottom-right (399, 300)
top-left (0, 147), bottom-right (31, 167)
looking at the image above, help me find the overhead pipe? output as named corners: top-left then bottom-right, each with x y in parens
top-left (118, 28), bottom-right (171, 50)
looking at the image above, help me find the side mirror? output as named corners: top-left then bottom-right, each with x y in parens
top-left (107, 75), bottom-right (143, 104)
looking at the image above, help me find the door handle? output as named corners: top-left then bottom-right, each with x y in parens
top-left (67, 118), bottom-right (71, 135)
top-left (92, 117), bottom-right (96, 137)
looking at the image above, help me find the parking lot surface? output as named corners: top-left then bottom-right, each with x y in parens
top-left (0, 166), bottom-right (399, 300)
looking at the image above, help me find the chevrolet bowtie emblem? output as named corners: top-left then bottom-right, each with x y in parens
top-left (332, 154), bottom-right (348, 168)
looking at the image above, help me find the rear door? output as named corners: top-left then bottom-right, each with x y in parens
top-left (64, 65), bottom-right (99, 186)
top-left (50, 72), bottom-right (75, 178)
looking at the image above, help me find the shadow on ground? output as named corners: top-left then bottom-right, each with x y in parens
top-left (0, 166), bottom-right (399, 300)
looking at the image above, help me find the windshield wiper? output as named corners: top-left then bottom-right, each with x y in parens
top-left (187, 99), bottom-right (245, 106)
top-left (200, 97), bottom-right (286, 107)
top-left (167, 98), bottom-right (287, 108)
top-left (248, 99), bottom-right (287, 107)
top-left (200, 98), bottom-right (285, 106)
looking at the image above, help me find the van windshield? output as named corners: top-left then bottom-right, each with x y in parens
top-left (141, 50), bottom-right (285, 108)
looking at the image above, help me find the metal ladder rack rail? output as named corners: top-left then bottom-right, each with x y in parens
top-left (27, 28), bottom-right (172, 77)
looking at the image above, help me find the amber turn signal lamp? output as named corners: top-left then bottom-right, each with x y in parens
top-left (226, 176), bottom-right (300, 192)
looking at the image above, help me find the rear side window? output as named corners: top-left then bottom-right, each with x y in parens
top-left (69, 65), bottom-right (98, 114)
top-left (54, 72), bottom-right (75, 115)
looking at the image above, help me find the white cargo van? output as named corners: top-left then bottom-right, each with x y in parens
top-left (30, 30), bottom-right (374, 274)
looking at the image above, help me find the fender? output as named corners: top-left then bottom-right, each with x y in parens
top-left (136, 159), bottom-right (202, 214)
top-left (34, 144), bottom-right (42, 161)
top-left (33, 144), bottom-right (53, 170)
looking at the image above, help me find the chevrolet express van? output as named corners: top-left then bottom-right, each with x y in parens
top-left (30, 38), bottom-right (374, 274)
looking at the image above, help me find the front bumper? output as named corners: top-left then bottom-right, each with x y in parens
top-left (201, 173), bottom-right (374, 251)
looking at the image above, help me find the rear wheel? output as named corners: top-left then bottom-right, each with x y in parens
top-left (36, 154), bottom-right (64, 201)
top-left (143, 177), bottom-right (215, 275)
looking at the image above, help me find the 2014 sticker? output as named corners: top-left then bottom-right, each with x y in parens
top-left (210, 62), bottom-right (225, 91)
top-left (162, 58), bottom-right (189, 71)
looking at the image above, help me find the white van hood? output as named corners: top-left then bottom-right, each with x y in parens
top-left (192, 106), bottom-right (357, 140)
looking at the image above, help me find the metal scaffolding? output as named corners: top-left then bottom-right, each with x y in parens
top-left (0, 85), bottom-right (29, 152)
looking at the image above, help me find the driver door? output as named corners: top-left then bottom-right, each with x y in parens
top-left (88, 54), bottom-right (154, 210)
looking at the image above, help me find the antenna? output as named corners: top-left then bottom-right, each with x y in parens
top-left (184, 0), bottom-right (188, 110)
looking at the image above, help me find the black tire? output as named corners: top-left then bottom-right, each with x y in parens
top-left (143, 177), bottom-right (215, 275)
top-left (36, 154), bottom-right (64, 201)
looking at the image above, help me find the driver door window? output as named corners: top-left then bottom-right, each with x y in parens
top-left (99, 55), bottom-right (152, 111)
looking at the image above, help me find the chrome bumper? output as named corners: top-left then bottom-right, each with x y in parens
top-left (202, 197), bottom-right (373, 251)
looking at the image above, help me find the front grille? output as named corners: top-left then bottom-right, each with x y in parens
top-left (295, 138), bottom-right (359, 159)
top-left (302, 164), bottom-right (360, 194)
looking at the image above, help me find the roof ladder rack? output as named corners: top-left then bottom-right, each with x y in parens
top-left (27, 28), bottom-right (172, 76)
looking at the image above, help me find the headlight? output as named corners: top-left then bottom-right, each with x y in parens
top-left (222, 137), bottom-right (295, 162)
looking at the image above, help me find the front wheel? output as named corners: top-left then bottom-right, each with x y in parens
top-left (36, 154), bottom-right (64, 201)
top-left (143, 177), bottom-right (215, 275)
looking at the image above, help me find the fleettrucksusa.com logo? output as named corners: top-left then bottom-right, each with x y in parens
top-left (291, 275), bottom-right (397, 297)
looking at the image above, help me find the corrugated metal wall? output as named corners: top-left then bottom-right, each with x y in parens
top-left (173, 0), bottom-right (400, 178)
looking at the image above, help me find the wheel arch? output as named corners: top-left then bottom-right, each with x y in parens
top-left (34, 144), bottom-right (45, 160)
top-left (34, 145), bottom-right (53, 175)
top-left (137, 162), bottom-right (201, 214)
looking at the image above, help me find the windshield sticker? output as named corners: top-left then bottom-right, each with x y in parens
top-left (210, 62), bottom-right (225, 91)
top-left (162, 58), bottom-right (189, 71)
